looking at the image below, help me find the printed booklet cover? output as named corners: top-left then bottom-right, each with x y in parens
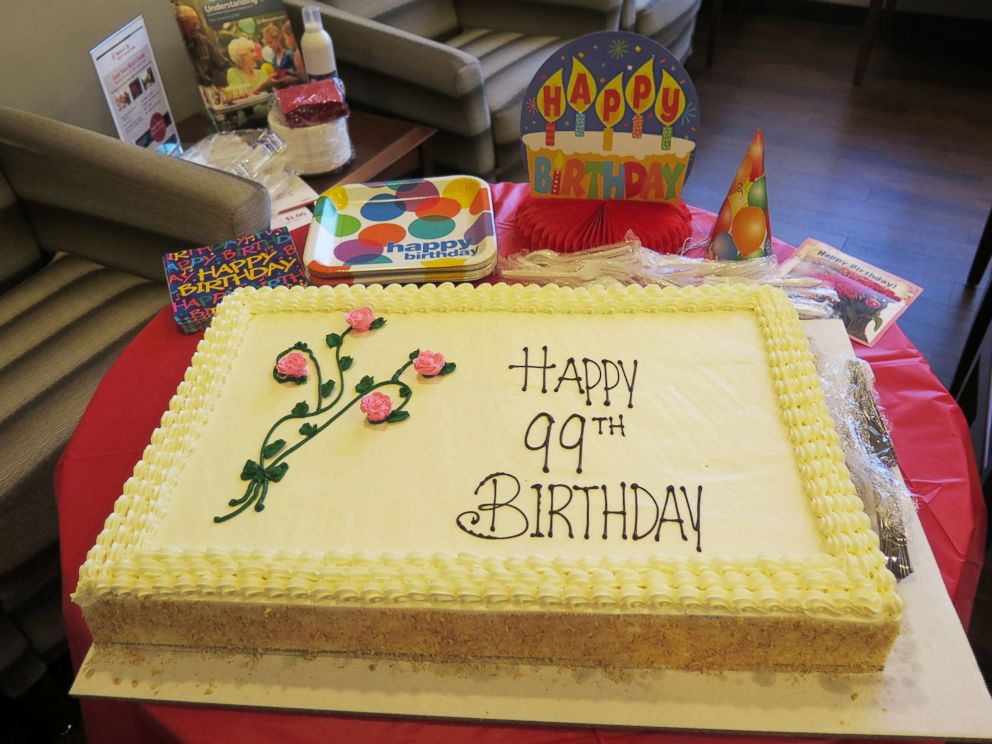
top-left (780, 238), bottom-right (922, 347)
top-left (171, 0), bottom-right (305, 126)
top-left (90, 16), bottom-right (181, 155)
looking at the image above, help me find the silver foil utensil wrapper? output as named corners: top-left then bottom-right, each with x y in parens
top-left (822, 358), bottom-right (914, 580)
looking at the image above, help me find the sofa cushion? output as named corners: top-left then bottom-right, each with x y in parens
top-left (0, 172), bottom-right (42, 292)
top-left (0, 254), bottom-right (167, 575)
top-left (446, 28), bottom-right (562, 150)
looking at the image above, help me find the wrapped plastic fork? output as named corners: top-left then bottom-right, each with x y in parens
top-left (638, 251), bottom-right (838, 319)
top-left (500, 231), bottom-right (838, 319)
top-left (499, 235), bottom-right (644, 287)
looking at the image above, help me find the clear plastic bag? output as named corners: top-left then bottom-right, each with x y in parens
top-left (500, 231), bottom-right (839, 319)
top-left (180, 128), bottom-right (297, 200)
top-left (499, 235), bottom-right (644, 287)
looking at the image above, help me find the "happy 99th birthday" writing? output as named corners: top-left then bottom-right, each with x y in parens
top-left (456, 346), bottom-right (703, 551)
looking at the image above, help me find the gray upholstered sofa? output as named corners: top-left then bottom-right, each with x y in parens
top-left (285, 0), bottom-right (700, 178)
top-left (0, 107), bottom-right (269, 704)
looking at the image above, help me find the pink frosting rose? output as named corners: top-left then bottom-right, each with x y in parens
top-left (276, 351), bottom-right (308, 379)
top-left (413, 350), bottom-right (445, 377)
top-left (345, 307), bottom-right (376, 332)
top-left (360, 391), bottom-right (393, 422)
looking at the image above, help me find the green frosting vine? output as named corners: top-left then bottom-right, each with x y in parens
top-left (214, 312), bottom-right (455, 524)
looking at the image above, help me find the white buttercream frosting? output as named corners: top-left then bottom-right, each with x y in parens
top-left (74, 283), bottom-right (901, 624)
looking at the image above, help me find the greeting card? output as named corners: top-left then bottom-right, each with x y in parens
top-left (780, 239), bottom-right (922, 347)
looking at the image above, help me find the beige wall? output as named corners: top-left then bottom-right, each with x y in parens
top-left (3, 1), bottom-right (203, 135)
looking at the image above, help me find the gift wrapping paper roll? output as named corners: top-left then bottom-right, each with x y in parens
top-left (268, 108), bottom-right (353, 176)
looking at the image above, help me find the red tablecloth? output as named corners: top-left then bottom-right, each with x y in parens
top-left (57, 182), bottom-right (987, 744)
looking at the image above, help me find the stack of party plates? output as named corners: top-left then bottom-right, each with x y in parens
top-left (303, 176), bottom-right (497, 286)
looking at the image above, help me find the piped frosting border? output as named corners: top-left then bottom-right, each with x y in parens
top-left (74, 283), bottom-right (902, 623)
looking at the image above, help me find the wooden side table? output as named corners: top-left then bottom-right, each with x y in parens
top-left (177, 109), bottom-right (437, 193)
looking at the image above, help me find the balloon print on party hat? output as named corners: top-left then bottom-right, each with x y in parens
top-left (707, 130), bottom-right (772, 260)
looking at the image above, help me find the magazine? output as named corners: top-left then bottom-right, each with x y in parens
top-left (779, 238), bottom-right (922, 347)
top-left (171, 0), bottom-right (306, 128)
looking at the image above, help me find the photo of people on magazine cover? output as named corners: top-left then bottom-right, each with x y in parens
top-left (172, 0), bottom-right (305, 118)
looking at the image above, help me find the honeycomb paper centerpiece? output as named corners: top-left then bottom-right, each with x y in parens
top-left (520, 32), bottom-right (700, 202)
top-left (74, 283), bottom-right (901, 673)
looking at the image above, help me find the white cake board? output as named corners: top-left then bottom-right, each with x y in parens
top-left (72, 320), bottom-right (992, 739)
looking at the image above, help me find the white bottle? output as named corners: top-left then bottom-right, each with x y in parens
top-left (300, 6), bottom-right (338, 81)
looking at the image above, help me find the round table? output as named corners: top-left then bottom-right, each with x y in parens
top-left (57, 182), bottom-right (987, 744)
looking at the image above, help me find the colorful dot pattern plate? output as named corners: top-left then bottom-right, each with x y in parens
top-left (303, 176), bottom-right (497, 285)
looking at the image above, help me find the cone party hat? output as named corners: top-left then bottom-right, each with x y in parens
top-left (706, 130), bottom-right (771, 260)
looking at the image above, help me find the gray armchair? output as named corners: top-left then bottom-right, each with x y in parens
top-left (622, 0), bottom-right (701, 62)
top-left (285, 0), bottom-right (698, 178)
top-left (0, 107), bottom-right (268, 704)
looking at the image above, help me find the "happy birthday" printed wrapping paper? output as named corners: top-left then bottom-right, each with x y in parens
top-left (164, 227), bottom-right (304, 333)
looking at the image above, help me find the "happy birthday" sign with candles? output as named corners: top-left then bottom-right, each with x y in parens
top-left (520, 32), bottom-right (700, 203)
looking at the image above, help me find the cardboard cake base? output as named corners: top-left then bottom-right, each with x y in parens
top-left (71, 321), bottom-right (992, 740)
